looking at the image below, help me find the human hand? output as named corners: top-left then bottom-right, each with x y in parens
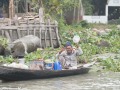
top-left (59, 47), bottom-right (65, 54)
top-left (74, 43), bottom-right (81, 49)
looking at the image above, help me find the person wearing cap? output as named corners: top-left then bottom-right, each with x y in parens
top-left (56, 41), bottom-right (83, 69)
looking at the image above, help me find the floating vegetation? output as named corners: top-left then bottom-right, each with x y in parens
top-left (24, 48), bottom-right (59, 63)
top-left (0, 55), bottom-right (14, 63)
top-left (100, 56), bottom-right (120, 72)
top-left (0, 36), bottom-right (8, 48)
top-left (59, 24), bottom-right (120, 62)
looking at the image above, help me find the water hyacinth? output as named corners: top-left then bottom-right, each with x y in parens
top-left (0, 36), bottom-right (8, 48)
top-left (100, 57), bottom-right (120, 72)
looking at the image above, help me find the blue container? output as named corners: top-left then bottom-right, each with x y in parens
top-left (53, 61), bottom-right (62, 70)
top-left (45, 63), bottom-right (53, 70)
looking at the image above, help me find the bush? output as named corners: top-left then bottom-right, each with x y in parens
top-left (0, 37), bottom-right (8, 48)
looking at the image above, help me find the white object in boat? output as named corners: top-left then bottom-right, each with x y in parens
top-left (69, 66), bottom-right (77, 69)
top-left (6, 62), bottom-right (29, 69)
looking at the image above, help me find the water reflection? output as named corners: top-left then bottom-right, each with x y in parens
top-left (0, 72), bottom-right (120, 90)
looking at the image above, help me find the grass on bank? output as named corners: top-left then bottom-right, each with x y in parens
top-left (0, 21), bottom-right (120, 71)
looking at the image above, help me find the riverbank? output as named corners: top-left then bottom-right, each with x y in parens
top-left (0, 23), bottom-right (120, 72)
top-left (58, 22), bottom-right (120, 71)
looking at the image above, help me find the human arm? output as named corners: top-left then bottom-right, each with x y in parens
top-left (75, 44), bottom-right (83, 56)
top-left (56, 47), bottom-right (65, 59)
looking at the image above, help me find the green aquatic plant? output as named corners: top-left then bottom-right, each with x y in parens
top-left (4, 55), bottom-right (15, 63)
top-left (0, 55), bottom-right (14, 63)
top-left (24, 48), bottom-right (58, 63)
top-left (0, 56), bottom-right (4, 63)
top-left (25, 49), bottom-right (43, 62)
top-left (0, 36), bottom-right (8, 48)
top-left (100, 57), bottom-right (120, 72)
top-left (59, 23), bottom-right (120, 63)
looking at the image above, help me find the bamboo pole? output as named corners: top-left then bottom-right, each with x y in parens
top-left (9, 0), bottom-right (15, 19)
top-left (48, 19), bottom-right (53, 48)
top-left (73, 0), bottom-right (76, 23)
top-left (55, 21), bottom-right (61, 47)
top-left (77, 0), bottom-right (81, 23)
top-left (44, 25), bottom-right (47, 48)
top-left (33, 19), bottom-right (36, 36)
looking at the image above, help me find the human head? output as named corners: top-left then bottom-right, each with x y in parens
top-left (65, 41), bottom-right (73, 54)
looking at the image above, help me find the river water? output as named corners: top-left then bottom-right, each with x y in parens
top-left (0, 71), bottom-right (120, 90)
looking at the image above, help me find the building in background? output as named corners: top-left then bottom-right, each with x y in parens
top-left (83, 0), bottom-right (120, 24)
top-left (0, 0), bottom-right (32, 18)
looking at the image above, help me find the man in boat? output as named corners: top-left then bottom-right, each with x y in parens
top-left (56, 41), bottom-right (83, 69)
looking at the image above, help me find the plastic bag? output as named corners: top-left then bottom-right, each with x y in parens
top-left (73, 35), bottom-right (80, 43)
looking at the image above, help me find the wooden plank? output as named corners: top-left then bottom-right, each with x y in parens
top-left (39, 25), bottom-right (42, 48)
top-left (44, 26), bottom-right (47, 48)
top-left (0, 19), bottom-right (60, 48)
top-left (0, 25), bottom-right (57, 30)
top-left (48, 19), bottom-right (53, 48)
top-left (27, 20), bottom-right (30, 35)
top-left (18, 25), bottom-right (57, 27)
top-left (0, 26), bottom-right (17, 30)
top-left (1, 30), bottom-right (4, 36)
top-left (17, 28), bottom-right (21, 39)
top-left (33, 19), bottom-right (36, 36)
top-left (14, 19), bottom-right (21, 39)
top-left (4, 31), bottom-right (11, 43)
top-left (54, 21), bottom-right (61, 47)
top-left (9, 30), bottom-right (13, 42)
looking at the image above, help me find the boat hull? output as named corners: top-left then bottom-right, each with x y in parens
top-left (0, 66), bottom-right (90, 81)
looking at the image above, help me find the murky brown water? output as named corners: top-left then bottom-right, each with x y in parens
top-left (0, 71), bottom-right (120, 90)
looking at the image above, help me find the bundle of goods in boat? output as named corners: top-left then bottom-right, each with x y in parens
top-left (3, 62), bottom-right (29, 69)
top-left (29, 59), bottom-right (45, 70)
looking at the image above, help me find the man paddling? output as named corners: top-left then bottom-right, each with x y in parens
top-left (56, 41), bottom-right (83, 69)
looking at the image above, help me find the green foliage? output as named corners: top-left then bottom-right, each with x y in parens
top-left (82, 0), bottom-right (94, 15)
top-left (0, 37), bottom-right (8, 48)
top-left (106, 29), bottom-right (120, 53)
top-left (31, 0), bottom-right (79, 19)
top-left (24, 48), bottom-right (59, 63)
top-left (25, 48), bottom-right (43, 62)
top-left (4, 56), bottom-right (15, 63)
top-left (73, 20), bottom-right (89, 28)
top-left (0, 55), bottom-right (14, 63)
top-left (79, 20), bottom-right (89, 28)
top-left (0, 56), bottom-right (4, 63)
top-left (59, 23), bottom-right (120, 63)
top-left (44, 0), bottom-right (79, 17)
top-left (100, 57), bottom-right (120, 72)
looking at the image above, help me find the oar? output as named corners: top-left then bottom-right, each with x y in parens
top-left (77, 61), bottom-right (96, 68)
top-left (83, 61), bottom-right (96, 67)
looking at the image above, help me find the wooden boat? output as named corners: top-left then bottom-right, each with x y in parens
top-left (0, 66), bottom-right (90, 82)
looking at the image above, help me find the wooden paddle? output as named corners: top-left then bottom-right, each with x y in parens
top-left (77, 61), bottom-right (96, 68)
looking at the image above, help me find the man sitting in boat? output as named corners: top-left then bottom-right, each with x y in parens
top-left (56, 41), bottom-right (83, 69)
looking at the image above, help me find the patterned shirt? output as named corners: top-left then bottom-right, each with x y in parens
top-left (56, 47), bottom-right (83, 67)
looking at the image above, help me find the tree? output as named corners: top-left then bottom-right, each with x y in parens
top-left (31, 0), bottom-right (79, 19)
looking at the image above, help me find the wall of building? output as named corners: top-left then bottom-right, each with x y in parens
top-left (83, 16), bottom-right (107, 24)
top-left (83, 0), bottom-right (120, 24)
top-left (108, 0), bottom-right (120, 6)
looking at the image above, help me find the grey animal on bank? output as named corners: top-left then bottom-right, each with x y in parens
top-left (11, 35), bottom-right (40, 58)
